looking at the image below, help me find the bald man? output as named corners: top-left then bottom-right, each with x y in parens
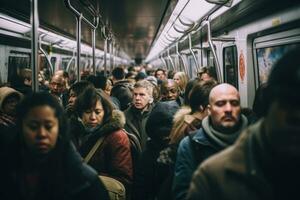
top-left (49, 74), bottom-right (68, 107)
top-left (172, 83), bottom-right (248, 200)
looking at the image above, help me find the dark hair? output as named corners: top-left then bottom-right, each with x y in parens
top-left (266, 46), bottom-right (300, 107)
top-left (112, 67), bottom-right (125, 80)
top-left (252, 82), bottom-right (268, 118)
top-left (135, 72), bottom-right (147, 82)
top-left (86, 74), bottom-right (108, 90)
top-left (167, 70), bottom-right (175, 79)
top-left (155, 68), bottom-right (165, 77)
top-left (198, 66), bottom-right (217, 80)
top-left (16, 92), bottom-right (68, 142)
top-left (189, 80), bottom-right (217, 113)
top-left (74, 87), bottom-right (114, 124)
top-left (15, 92), bottom-right (70, 198)
top-left (184, 78), bottom-right (200, 105)
top-left (69, 80), bottom-right (93, 96)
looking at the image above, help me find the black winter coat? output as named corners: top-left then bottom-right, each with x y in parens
top-left (0, 140), bottom-right (109, 200)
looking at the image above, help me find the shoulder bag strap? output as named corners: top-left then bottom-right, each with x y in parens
top-left (84, 136), bottom-right (105, 164)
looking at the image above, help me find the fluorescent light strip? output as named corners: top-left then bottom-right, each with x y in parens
top-left (0, 13), bottom-right (128, 62)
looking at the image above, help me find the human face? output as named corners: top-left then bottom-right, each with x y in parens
top-left (2, 95), bottom-right (20, 116)
top-left (161, 82), bottom-right (179, 101)
top-left (156, 70), bottom-right (166, 80)
top-left (173, 74), bottom-right (181, 85)
top-left (208, 85), bottom-right (241, 130)
top-left (133, 87), bottom-right (152, 110)
top-left (68, 90), bottom-right (77, 107)
top-left (81, 100), bottom-right (104, 128)
top-left (200, 73), bottom-right (212, 81)
top-left (22, 105), bottom-right (59, 155)
top-left (265, 101), bottom-right (300, 157)
top-left (50, 75), bottom-right (65, 95)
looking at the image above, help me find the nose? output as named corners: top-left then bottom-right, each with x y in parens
top-left (224, 102), bottom-right (233, 112)
top-left (37, 126), bottom-right (48, 139)
top-left (89, 111), bottom-right (97, 120)
top-left (68, 97), bottom-right (75, 104)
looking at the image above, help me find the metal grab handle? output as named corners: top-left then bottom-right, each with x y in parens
top-left (176, 42), bottom-right (188, 75)
top-left (65, 0), bottom-right (100, 80)
top-left (66, 49), bottom-right (76, 72)
top-left (204, 20), bottom-right (222, 82)
top-left (188, 34), bottom-right (200, 72)
top-left (39, 34), bottom-right (54, 76)
top-left (64, 0), bottom-right (99, 29)
top-left (167, 48), bottom-right (176, 71)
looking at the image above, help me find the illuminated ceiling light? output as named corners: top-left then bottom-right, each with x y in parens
top-left (146, 0), bottom-right (218, 62)
top-left (0, 13), bottom-right (30, 34)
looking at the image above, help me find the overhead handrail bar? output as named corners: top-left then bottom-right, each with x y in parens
top-left (166, 33), bottom-right (177, 41)
top-left (212, 37), bottom-right (235, 42)
top-left (167, 48), bottom-right (176, 71)
top-left (173, 23), bottom-right (187, 34)
top-left (165, 0), bottom-right (191, 36)
top-left (188, 33), bottom-right (200, 72)
top-left (64, 0), bottom-right (99, 29)
top-left (178, 16), bottom-right (195, 27)
top-left (64, 0), bottom-right (100, 80)
top-left (31, 0), bottom-right (39, 92)
top-left (39, 34), bottom-right (54, 76)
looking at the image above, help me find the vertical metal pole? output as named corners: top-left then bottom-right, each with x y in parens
top-left (92, 28), bottom-right (96, 75)
top-left (31, 0), bottom-right (39, 92)
top-left (112, 40), bottom-right (116, 69)
top-left (189, 34), bottom-right (200, 72)
top-left (76, 15), bottom-right (82, 81)
top-left (167, 48), bottom-right (176, 71)
top-left (206, 20), bottom-right (222, 82)
top-left (104, 38), bottom-right (107, 76)
top-left (109, 39), bottom-right (113, 74)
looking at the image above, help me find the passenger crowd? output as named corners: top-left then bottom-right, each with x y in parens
top-left (0, 47), bottom-right (299, 200)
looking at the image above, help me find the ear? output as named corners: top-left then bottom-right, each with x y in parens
top-left (207, 104), bottom-right (212, 115)
top-left (149, 97), bottom-right (154, 104)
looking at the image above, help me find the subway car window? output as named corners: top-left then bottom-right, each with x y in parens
top-left (187, 54), bottom-right (198, 78)
top-left (207, 50), bottom-right (215, 68)
top-left (223, 45), bottom-right (238, 88)
top-left (256, 44), bottom-right (300, 85)
top-left (7, 52), bottom-right (30, 85)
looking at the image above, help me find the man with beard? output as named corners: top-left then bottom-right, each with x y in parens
top-left (187, 47), bottom-right (300, 200)
top-left (173, 83), bottom-right (248, 200)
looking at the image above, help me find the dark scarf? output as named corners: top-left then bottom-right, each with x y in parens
top-left (202, 114), bottom-right (248, 148)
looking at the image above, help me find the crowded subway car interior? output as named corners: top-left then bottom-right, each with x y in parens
top-left (0, 0), bottom-right (300, 200)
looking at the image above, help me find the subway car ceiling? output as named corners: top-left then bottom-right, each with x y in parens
top-left (0, 0), bottom-right (299, 65)
top-left (0, 0), bottom-right (171, 63)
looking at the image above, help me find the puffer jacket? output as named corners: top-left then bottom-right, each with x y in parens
top-left (70, 110), bottom-right (133, 192)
